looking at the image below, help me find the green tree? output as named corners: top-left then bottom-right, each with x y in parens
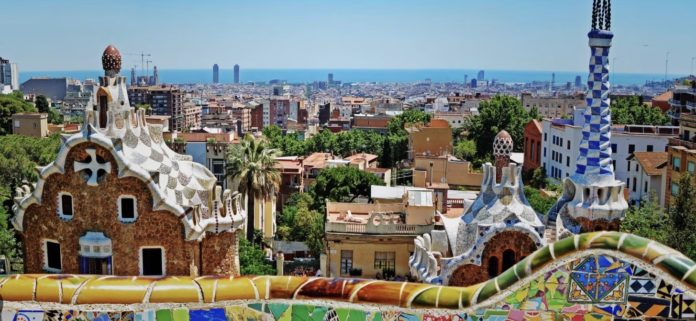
top-left (667, 174), bottom-right (696, 259)
top-left (276, 193), bottom-right (325, 256)
top-left (135, 103), bottom-right (152, 115)
top-left (620, 195), bottom-right (668, 244)
top-left (0, 93), bottom-right (37, 135)
top-left (238, 237), bottom-right (276, 275)
top-left (453, 139), bottom-right (477, 160)
top-left (611, 96), bottom-right (669, 126)
top-left (386, 109), bottom-right (431, 135)
top-left (524, 186), bottom-right (556, 216)
top-left (311, 166), bottom-right (384, 210)
top-left (0, 134), bottom-right (61, 263)
top-left (226, 134), bottom-right (281, 240)
top-left (528, 167), bottom-right (548, 189)
top-left (48, 108), bottom-right (63, 125)
top-left (35, 95), bottom-right (50, 113)
top-left (465, 95), bottom-right (532, 156)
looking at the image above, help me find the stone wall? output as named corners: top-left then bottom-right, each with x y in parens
top-left (201, 230), bottom-right (240, 275)
top-left (449, 230), bottom-right (538, 286)
top-left (20, 142), bottom-right (237, 276)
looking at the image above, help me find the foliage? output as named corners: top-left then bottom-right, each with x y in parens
top-left (238, 237), bottom-right (276, 275)
top-left (48, 108), bottom-right (63, 125)
top-left (263, 125), bottom-right (384, 159)
top-left (135, 103), bottom-right (152, 115)
top-left (524, 186), bottom-right (556, 216)
top-left (386, 109), bottom-right (431, 135)
top-left (620, 195), bottom-right (668, 244)
top-left (611, 96), bottom-right (669, 126)
top-left (0, 93), bottom-right (37, 135)
top-left (225, 134), bottom-right (281, 239)
top-left (465, 95), bottom-right (533, 156)
top-left (0, 134), bottom-right (61, 262)
top-left (667, 174), bottom-right (696, 259)
top-left (35, 95), bottom-right (50, 113)
top-left (527, 167), bottom-right (548, 189)
top-left (276, 193), bottom-right (325, 256)
top-left (311, 166), bottom-right (384, 209)
top-left (453, 139), bottom-right (477, 160)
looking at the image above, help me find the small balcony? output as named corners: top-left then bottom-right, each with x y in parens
top-left (669, 137), bottom-right (696, 150)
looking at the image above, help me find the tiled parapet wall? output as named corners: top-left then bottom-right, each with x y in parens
top-left (2, 232), bottom-right (696, 321)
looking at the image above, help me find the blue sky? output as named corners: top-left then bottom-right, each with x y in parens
top-left (1, 0), bottom-right (694, 74)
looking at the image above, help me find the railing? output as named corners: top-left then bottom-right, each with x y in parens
top-left (447, 199), bottom-right (465, 208)
top-left (669, 137), bottom-right (696, 150)
top-left (325, 221), bottom-right (433, 235)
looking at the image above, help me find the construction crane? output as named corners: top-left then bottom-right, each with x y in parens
top-left (123, 52), bottom-right (151, 79)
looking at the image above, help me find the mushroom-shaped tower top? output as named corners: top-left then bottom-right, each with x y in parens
top-left (492, 130), bottom-right (513, 157)
top-left (102, 45), bottom-right (122, 76)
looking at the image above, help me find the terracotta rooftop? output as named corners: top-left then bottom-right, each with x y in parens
top-left (629, 152), bottom-right (668, 176)
top-left (346, 153), bottom-right (379, 163)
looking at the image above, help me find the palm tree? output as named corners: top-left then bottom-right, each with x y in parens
top-left (226, 134), bottom-right (281, 241)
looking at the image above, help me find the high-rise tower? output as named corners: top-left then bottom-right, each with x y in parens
top-left (233, 64), bottom-right (240, 84)
top-left (213, 64), bottom-right (219, 84)
top-left (547, 0), bottom-right (627, 240)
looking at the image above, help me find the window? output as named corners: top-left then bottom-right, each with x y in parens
top-left (374, 251), bottom-right (395, 271)
top-left (673, 157), bottom-right (682, 171)
top-left (611, 144), bottom-right (617, 153)
top-left (628, 144), bottom-right (635, 154)
top-left (688, 161), bottom-right (695, 173)
top-left (58, 193), bottom-right (73, 219)
top-left (632, 177), bottom-right (637, 192)
top-left (566, 156), bottom-right (570, 167)
top-left (647, 145), bottom-right (653, 152)
top-left (488, 256), bottom-right (499, 278)
top-left (671, 182), bottom-right (679, 196)
top-left (544, 133), bottom-right (547, 141)
top-left (502, 250), bottom-right (516, 272)
top-left (543, 148), bottom-right (546, 157)
top-left (340, 250), bottom-right (353, 275)
top-left (140, 247), bottom-right (165, 276)
top-left (118, 195), bottom-right (137, 222)
top-left (567, 141), bottom-right (571, 150)
top-left (644, 181), bottom-right (648, 193)
top-left (44, 240), bottom-right (61, 272)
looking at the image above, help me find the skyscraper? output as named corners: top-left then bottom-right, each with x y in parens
top-left (477, 70), bottom-right (485, 81)
top-left (551, 72), bottom-right (556, 90)
top-left (152, 66), bottom-right (159, 85)
top-left (575, 75), bottom-right (582, 89)
top-left (328, 73), bottom-right (334, 85)
top-left (233, 64), bottom-right (240, 84)
top-left (0, 57), bottom-right (19, 90)
top-left (130, 67), bottom-right (136, 86)
top-left (213, 64), bottom-right (219, 84)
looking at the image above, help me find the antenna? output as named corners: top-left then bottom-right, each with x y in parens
top-left (665, 51), bottom-right (670, 84)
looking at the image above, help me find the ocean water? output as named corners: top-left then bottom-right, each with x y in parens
top-left (19, 69), bottom-right (674, 86)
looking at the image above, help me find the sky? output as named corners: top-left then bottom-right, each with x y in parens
top-left (1, 0), bottom-right (695, 74)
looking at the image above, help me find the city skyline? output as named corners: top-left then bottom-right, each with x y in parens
top-left (1, 0), bottom-right (695, 75)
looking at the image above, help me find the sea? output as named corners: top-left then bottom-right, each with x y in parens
top-left (18, 69), bottom-right (675, 86)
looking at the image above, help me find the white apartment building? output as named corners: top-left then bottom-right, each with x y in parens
top-left (541, 108), bottom-right (678, 184)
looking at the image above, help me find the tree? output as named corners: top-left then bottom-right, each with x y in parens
top-left (135, 103), bottom-right (152, 115)
top-left (238, 237), bottom-right (276, 275)
top-left (465, 95), bottom-right (532, 157)
top-left (620, 195), bottom-right (668, 244)
top-left (276, 193), bottom-right (325, 256)
top-left (0, 134), bottom-right (61, 263)
top-left (611, 96), bottom-right (669, 126)
top-left (226, 134), bottom-right (281, 240)
top-left (667, 174), bottom-right (696, 259)
top-left (311, 166), bottom-right (384, 210)
top-left (48, 108), bottom-right (63, 124)
top-left (528, 167), bottom-right (548, 189)
top-left (454, 139), bottom-right (477, 160)
top-left (35, 95), bottom-right (50, 113)
top-left (386, 109), bottom-right (431, 135)
top-left (0, 93), bottom-right (37, 135)
top-left (524, 186), bottom-right (556, 216)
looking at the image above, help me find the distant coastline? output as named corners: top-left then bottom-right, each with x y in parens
top-left (18, 69), bottom-right (677, 86)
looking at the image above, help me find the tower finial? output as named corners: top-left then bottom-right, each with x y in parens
top-left (591, 0), bottom-right (611, 31)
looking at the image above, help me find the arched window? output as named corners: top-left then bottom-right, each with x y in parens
top-left (502, 249), bottom-right (516, 272)
top-left (488, 256), bottom-right (499, 277)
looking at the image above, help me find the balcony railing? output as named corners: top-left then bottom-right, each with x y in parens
top-left (325, 221), bottom-right (433, 235)
top-left (669, 137), bottom-right (696, 150)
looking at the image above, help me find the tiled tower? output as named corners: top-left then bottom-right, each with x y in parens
top-left (547, 0), bottom-right (628, 240)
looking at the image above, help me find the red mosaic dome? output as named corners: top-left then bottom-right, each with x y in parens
top-left (102, 45), bottom-right (122, 74)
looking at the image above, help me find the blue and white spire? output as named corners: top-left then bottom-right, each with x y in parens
top-left (546, 0), bottom-right (627, 240)
top-left (574, 0), bottom-right (614, 184)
